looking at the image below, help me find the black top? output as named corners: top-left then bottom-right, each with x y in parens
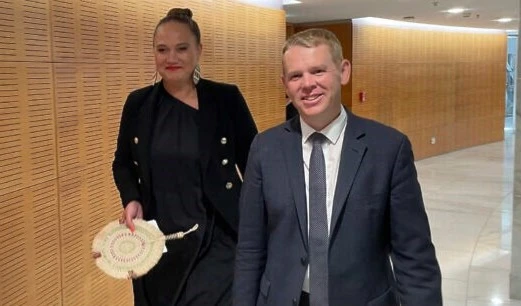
top-left (146, 86), bottom-right (211, 305)
top-left (143, 85), bottom-right (234, 306)
top-left (151, 85), bottom-right (208, 239)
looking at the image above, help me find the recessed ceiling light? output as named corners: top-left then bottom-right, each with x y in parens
top-left (491, 297), bottom-right (503, 305)
top-left (446, 7), bottom-right (467, 14)
top-left (354, 17), bottom-right (505, 33)
top-left (283, 0), bottom-right (301, 5)
top-left (496, 18), bottom-right (513, 23)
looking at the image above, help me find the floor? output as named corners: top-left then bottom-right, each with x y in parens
top-left (416, 131), bottom-right (519, 305)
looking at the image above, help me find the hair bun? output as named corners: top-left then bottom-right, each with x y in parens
top-left (167, 8), bottom-right (193, 19)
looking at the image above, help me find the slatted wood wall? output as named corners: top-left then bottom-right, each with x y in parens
top-left (0, 0), bottom-right (61, 305)
top-left (351, 23), bottom-right (506, 159)
top-left (0, 1), bottom-right (285, 305)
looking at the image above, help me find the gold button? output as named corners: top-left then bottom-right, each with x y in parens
top-left (221, 137), bottom-right (227, 145)
top-left (225, 182), bottom-right (233, 189)
top-left (222, 159), bottom-right (228, 166)
top-left (134, 137), bottom-right (139, 144)
top-left (133, 161), bottom-right (138, 166)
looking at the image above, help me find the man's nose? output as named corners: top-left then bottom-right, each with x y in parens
top-left (301, 74), bottom-right (315, 89)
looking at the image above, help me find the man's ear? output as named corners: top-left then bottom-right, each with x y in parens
top-left (340, 59), bottom-right (351, 85)
top-left (281, 74), bottom-right (289, 96)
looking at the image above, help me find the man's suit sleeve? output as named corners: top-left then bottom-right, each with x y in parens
top-left (234, 135), bottom-right (267, 306)
top-left (389, 136), bottom-right (442, 305)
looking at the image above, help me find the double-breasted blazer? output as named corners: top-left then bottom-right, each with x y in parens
top-left (112, 78), bottom-right (258, 235)
top-left (113, 78), bottom-right (258, 305)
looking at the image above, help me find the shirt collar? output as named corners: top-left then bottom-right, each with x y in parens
top-left (301, 107), bottom-right (347, 145)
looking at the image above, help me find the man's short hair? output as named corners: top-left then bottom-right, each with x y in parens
top-left (282, 28), bottom-right (343, 65)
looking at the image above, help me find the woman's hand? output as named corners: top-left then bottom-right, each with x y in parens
top-left (120, 200), bottom-right (144, 232)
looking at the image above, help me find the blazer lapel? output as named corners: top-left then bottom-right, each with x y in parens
top-left (196, 80), bottom-right (218, 172)
top-left (135, 83), bottom-right (162, 204)
top-left (283, 118), bottom-right (308, 249)
top-left (330, 114), bottom-right (367, 235)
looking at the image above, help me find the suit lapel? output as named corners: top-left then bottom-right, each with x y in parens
top-left (196, 80), bottom-right (218, 172)
top-left (283, 118), bottom-right (308, 249)
top-left (330, 114), bottom-right (367, 235)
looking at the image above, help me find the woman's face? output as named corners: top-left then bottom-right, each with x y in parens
top-left (154, 21), bottom-right (202, 85)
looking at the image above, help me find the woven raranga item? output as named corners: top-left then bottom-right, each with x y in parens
top-left (92, 220), bottom-right (198, 279)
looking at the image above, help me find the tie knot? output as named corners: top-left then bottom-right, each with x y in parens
top-left (310, 132), bottom-right (327, 145)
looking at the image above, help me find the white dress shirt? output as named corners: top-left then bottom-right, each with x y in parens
top-left (300, 107), bottom-right (347, 293)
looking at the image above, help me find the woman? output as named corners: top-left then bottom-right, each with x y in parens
top-left (112, 8), bottom-right (257, 306)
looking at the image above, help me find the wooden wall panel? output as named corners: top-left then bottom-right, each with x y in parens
top-left (0, 62), bottom-right (24, 194)
top-left (0, 180), bottom-right (61, 306)
top-left (390, 63), bottom-right (456, 132)
top-left (59, 168), bottom-right (128, 306)
top-left (53, 61), bottom-right (154, 304)
top-left (350, 63), bottom-right (395, 125)
top-left (0, 0), bottom-right (51, 62)
top-left (0, 59), bottom-right (59, 306)
top-left (351, 24), bottom-right (506, 159)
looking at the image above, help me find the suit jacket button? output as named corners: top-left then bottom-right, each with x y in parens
top-left (225, 182), bottom-right (233, 189)
top-left (137, 178), bottom-right (141, 184)
top-left (133, 161), bottom-right (138, 166)
top-left (221, 137), bottom-right (227, 145)
top-left (134, 137), bottom-right (139, 144)
top-left (221, 159), bottom-right (228, 166)
top-left (293, 298), bottom-right (297, 305)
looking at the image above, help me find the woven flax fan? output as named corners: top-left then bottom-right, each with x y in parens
top-left (92, 220), bottom-right (198, 279)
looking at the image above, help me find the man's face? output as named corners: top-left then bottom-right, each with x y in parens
top-left (282, 44), bottom-right (350, 129)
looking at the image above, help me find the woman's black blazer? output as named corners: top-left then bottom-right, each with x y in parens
top-left (112, 78), bottom-right (258, 234)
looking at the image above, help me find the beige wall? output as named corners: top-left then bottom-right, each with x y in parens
top-left (351, 23), bottom-right (506, 159)
top-left (0, 0), bottom-right (285, 305)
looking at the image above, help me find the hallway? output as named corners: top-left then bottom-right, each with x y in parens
top-left (417, 133), bottom-right (519, 305)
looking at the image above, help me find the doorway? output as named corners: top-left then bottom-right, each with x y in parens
top-left (505, 35), bottom-right (517, 132)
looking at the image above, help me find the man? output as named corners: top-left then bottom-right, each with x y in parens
top-left (234, 28), bottom-right (442, 306)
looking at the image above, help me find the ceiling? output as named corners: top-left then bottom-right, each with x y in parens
top-left (284, 0), bottom-right (519, 31)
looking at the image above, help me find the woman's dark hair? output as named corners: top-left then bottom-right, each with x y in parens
top-left (153, 8), bottom-right (201, 45)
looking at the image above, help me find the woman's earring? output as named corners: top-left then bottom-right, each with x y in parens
top-left (193, 64), bottom-right (201, 85)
